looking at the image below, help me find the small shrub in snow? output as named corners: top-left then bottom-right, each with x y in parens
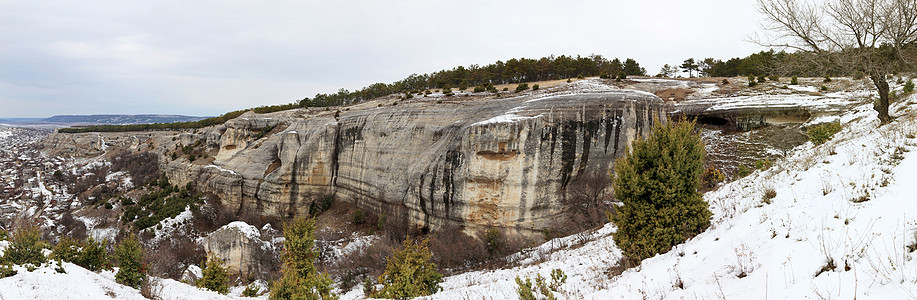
top-left (0, 229), bottom-right (6, 241)
top-left (197, 254), bottom-right (229, 294)
top-left (700, 167), bottom-right (726, 191)
top-left (473, 86), bottom-right (486, 93)
top-left (115, 233), bottom-right (146, 289)
top-left (904, 79), bottom-right (915, 94)
top-left (722, 79), bottom-right (729, 85)
top-left (269, 216), bottom-right (335, 300)
top-left (1, 223), bottom-right (46, 266)
top-left (515, 83), bottom-right (529, 92)
top-left (762, 188), bottom-right (777, 204)
top-left (532, 84), bottom-right (540, 91)
top-left (790, 76), bottom-right (799, 85)
top-left (242, 282), bottom-right (260, 297)
top-left (754, 159), bottom-right (772, 170)
top-left (757, 75), bottom-right (766, 83)
top-left (0, 263), bottom-right (16, 278)
top-left (806, 122), bottom-right (842, 145)
top-left (53, 236), bottom-right (110, 271)
top-left (514, 270), bottom-right (565, 300)
top-left (611, 120), bottom-right (711, 262)
top-left (372, 237), bottom-right (442, 299)
top-left (769, 75), bottom-right (779, 81)
top-left (747, 76), bottom-right (757, 87)
top-left (823, 76), bottom-right (832, 82)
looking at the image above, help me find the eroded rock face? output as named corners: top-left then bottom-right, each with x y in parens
top-left (202, 222), bottom-right (271, 278)
top-left (43, 87), bottom-right (666, 235)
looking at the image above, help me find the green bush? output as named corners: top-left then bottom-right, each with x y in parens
top-left (757, 75), bottom-right (766, 83)
top-left (532, 84), bottom-right (540, 91)
top-left (904, 79), bottom-right (915, 94)
top-left (722, 79), bottom-right (729, 84)
top-left (0, 229), bottom-right (6, 241)
top-left (806, 122), bottom-right (842, 145)
top-left (790, 76), bottom-right (799, 85)
top-left (823, 76), bottom-right (832, 82)
top-left (1, 223), bottom-right (47, 266)
top-left (242, 283), bottom-right (260, 297)
top-left (353, 209), bottom-right (365, 225)
top-left (769, 75), bottom-right (779, 81)
top-left (747, 76), bottom-right (757, 87)
top-left (197, 255), bottom-right (229, 294)
top-left (473, 86), bottom-right (486, 93)
top-left (514, 269), bottom-right (565, 300)
top-left (269, 217), bottom-right (335, 300)
top-left (485, 228), bottom-right (502, 256)
top-left (0, 262), bottom-right (15, 278)
top-left (618, 72), bottom-right (627, 80)
top-left (821, 85), bottom-right (828, 91)
top-left (515, 83), bottom-right (529, 92)
top-left (373, 238), bottom-right (442, 299)
top-left (754, 159), bottom-right (772, 170)
top-left (115, 234), bottom-right (146, 289)
top-left (737, 165), bottom-right (751, 178)
top-left (611, 120), bottom-right (711, 262)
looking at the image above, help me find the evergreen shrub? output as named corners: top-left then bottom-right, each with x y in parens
top-left (611, 120), bottom-right (711, 262)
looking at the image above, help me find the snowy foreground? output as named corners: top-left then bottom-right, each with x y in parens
top-left (2, 89), bottom-right (917, 299)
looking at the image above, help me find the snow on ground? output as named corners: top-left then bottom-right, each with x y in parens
top-left (350, 93), bottom-right (917, 299)
top-left (788, 85), bottom-right (820, 93)
top-left (0, 262), bottom-right (268, 299)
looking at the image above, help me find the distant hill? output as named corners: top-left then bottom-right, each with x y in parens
top-left (0, 114), bottom-right (208, 126)
top-left (42, 114), bottom-right (208, 125)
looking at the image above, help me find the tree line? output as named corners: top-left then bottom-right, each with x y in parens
top-left (300, 54), bottom-right (648, 107)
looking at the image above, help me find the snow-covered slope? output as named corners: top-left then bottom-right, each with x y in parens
top-left (357, 91), bottom-right (917, 299)
top-left (0, 262), bottom-right (265, 299)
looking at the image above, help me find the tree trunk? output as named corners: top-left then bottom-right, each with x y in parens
top-left (870, 74), bottom-right (891, 124)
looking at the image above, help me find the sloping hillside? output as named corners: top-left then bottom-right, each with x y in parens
top-left (337, 82), bottom-right (917, 299)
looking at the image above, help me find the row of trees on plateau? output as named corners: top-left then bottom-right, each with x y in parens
top-left (300, 54), bottom-right (648, 107)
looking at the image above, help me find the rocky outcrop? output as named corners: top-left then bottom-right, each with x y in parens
top-left (43, 83), bottom-right (666, 235)
top-left (202, 222), bottom-right (272, 278)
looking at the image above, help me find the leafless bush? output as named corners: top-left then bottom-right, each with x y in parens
top-left (429, 225), bottom-right (488, 273)
top-left (560, 171), bottom-right (614, 234)
top-left (140, 277), bottom-right (164, 299)
top-left (330, 237), bottom-right (396, 290)
top-left (733, 244), bottom-right (756, 278)
top-left (111, 151), bottom-right (160, 187)
top-left (146, 234), bottom-right (205, 279)
top-left (58, 211), bottom-right (87, 241)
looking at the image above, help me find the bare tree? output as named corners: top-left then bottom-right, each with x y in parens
top-left (755, 0), bottom-right (917, 124)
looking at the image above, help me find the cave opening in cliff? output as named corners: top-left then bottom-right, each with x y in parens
top-left (694, 115), bottom-right (733, 130)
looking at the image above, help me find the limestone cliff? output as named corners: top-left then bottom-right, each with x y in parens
top-left (42, 83), bottom-right (666, 235)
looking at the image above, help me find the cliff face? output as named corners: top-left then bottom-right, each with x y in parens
top-left (44, 85), bottom-right (665, 234)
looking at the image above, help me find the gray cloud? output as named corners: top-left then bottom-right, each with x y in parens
top-left (0, 0), bottom-right (762, 118)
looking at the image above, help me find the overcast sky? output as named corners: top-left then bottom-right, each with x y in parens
top-left (0, 0), bottom-right (764, 118)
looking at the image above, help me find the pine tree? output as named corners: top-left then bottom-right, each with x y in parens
top-left (115, 234), bottom-right (146, 289)
top-left (269, 216), bottom-right (336, 300)
top-left (198, 254), bottom-right (229, 294)
top-left (611, 120), bottom-right (711, 262)
top-left (373, 237), bottom-right (443, 299)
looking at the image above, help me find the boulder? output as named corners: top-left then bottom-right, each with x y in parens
top-left (202, 221), bottom-right (271, 278)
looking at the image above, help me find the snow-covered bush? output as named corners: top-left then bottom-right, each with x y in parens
top-left (611, 120), bottom-right (711, 262)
